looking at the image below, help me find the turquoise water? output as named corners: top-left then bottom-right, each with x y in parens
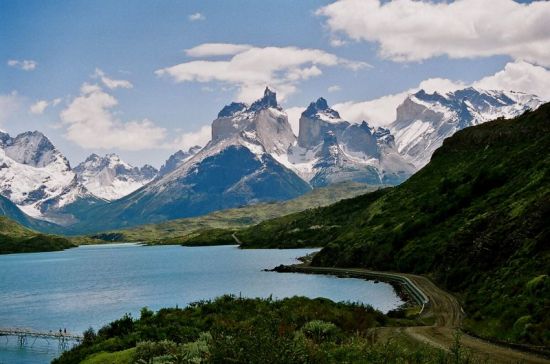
top-left (0, 244), bottom-right (403, 363)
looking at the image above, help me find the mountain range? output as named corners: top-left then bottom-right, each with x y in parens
top-left (0, 87), bottom-right (543, 232)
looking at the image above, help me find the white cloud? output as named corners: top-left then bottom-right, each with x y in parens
top-left (60, 84), bottom-right (166, 151)
top-left (328, 85), bottom-right (341, 93)
top-left (171, 125), bottom-right (211, 150)
top-left (29, 97), bottom-right (64, 115)
top-left (156, 44), bottom-right (369, 102)
top-left (317, 0), bottom-right (550, 67)
top-left (329, 37), bottom-right (347, 47)
top-left (93, 68), bottom-right (133, 89)
top-left (186, 43), bottom-right (253, 57)
top-left (7, 59), bottom-right (38, 71)
top-left (0, 92), bottom-right (22, 127)
top-left (473, 61), bottom-right (550, 100)
top-left (188, 12), bottom-right (205, 21)
top-left (334, 60), bottom-right (549, 126)
top-left (30, 100), bottom-right (49, 115)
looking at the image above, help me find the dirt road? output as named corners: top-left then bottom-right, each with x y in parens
top-left (281, 266), bottom-right (549, 364)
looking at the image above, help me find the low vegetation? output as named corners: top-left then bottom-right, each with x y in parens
top-left (0, 216), bottom-right (76, 254)
top-left (55, 295), bottom-right (482, 364)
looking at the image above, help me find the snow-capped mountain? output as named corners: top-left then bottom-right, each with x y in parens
top-left (70, 88), bottom-right (311, 232)
top-left (158, 146), bottom-right (201, 177)
top-left (391, 87), bottom-right (543, 168)
top-left (0, 131), bottom-right (94, 221)
top-left (281, 98), bottom-right (414, 187)
top-left (74, 154), bottom-right (159, 200)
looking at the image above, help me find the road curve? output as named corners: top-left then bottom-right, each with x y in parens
top-left (279, 266), bottom-right (549, 364)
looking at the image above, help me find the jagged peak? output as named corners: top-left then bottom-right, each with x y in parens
top-left (249, 87), bottom-right (279, 111)
top-left (303, 97), bottom-right (342, 120)
top-left (218, 102), bottom-right (247, 118)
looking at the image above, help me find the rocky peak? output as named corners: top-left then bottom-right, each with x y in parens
top-left (140, 164), bottom-right (159, 180)
top-left (74, 153), bottom-right (159, 201)
top-left (159, 146), bottom-right (201, 177)
top-left (298, 97), bottom-right (349, 149)
top-left (211, 88), bottom-right (295, 155)
top-left (3, 131), bottom-right (64, 168)
top-left (249, 87), bottom-right (280, 112)
top-left (303, 97), bottom-right (341, 120)
top-left (218, 102), bottom-right (247, 118)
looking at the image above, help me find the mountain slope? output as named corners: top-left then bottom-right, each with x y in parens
top-left (0, 192), bottom-right (65, 233)
top-left (236, 103), bottom-right (550, 346)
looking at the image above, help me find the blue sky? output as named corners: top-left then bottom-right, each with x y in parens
top-left (1, 0), bottom-right (549, 167)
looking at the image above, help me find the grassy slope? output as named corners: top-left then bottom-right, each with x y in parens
top-left (235, 105), bottom-right (550, 346)
top-left (90, 182), bottom-right (378, 244)
top-left (0, 216), bottom-right (76, 254)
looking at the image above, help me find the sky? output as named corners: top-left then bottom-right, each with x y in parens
top-left (1, 0), bottom-right (549, 168)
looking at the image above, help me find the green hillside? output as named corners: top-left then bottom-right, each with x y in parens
top-left (90, 182), bottom-right (378, 243)
top-left (234, 104), bottom-right (550, 346)
top-left (0, 216), bottom-right (76, 254)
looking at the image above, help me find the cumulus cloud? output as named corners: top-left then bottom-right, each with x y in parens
top-left (473, 61), bottom-right (550, 100)
top-left (30, 100), bottom-right (49, 115)
top-left (60, 83), bottom-right (167, 150)
top-left (29, 98), bottom-right (63, 115)
top-left (93, 68), bottom-right (133, 89)
top-left (334, 60), bottom-right (549, 126)
top-left (188, 12), bottom-right (205, 21)
top-left (156, 44), bottom-right (369, 102)
top-left (7, 59), bottom-right (38, 71)
top-left (317, 0), bottom-right (550, 67)
top-left (328, 85), bottom-right (341, 93)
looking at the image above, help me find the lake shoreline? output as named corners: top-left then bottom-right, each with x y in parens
top-left (269, 263), bottom-right (422, 311)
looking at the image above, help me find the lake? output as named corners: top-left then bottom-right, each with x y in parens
top-left (0, 244), bottom-right (403, 363)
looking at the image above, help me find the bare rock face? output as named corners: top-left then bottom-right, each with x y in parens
top-left (298, 98), bottom-right (349, 149)
top-left (212, 87), bottom-right (296, 155)
top-left (391, 88), bottom-right (542, 168)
